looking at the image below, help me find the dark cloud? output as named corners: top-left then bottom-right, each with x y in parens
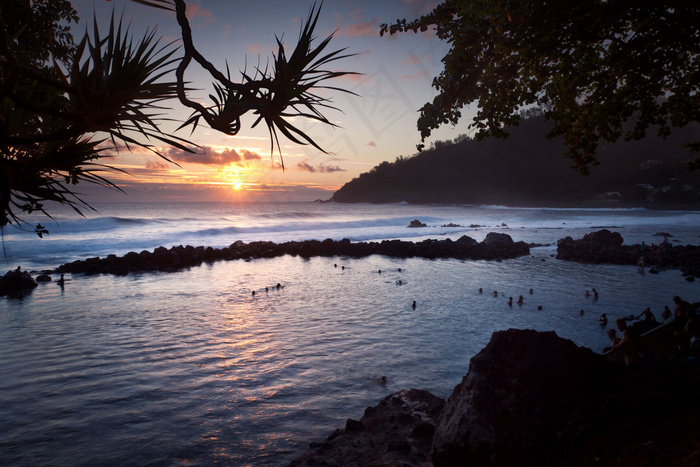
top-left (296, 160), bottom-right (316, 172)
top-left (296, 159), bottom-right (346, 173)
top-left (145, 160), bottom-right (170, 170)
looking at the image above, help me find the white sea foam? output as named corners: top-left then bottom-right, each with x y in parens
top-left (2, 202), bottom-right (699, 270)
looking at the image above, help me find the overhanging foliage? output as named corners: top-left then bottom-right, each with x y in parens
top-left (381, 0), bottom-right (700, 173)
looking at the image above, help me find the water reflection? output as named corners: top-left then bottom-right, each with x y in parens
top-left (1, 252), bottom-right (698, 464)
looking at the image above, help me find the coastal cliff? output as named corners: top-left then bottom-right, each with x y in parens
top-left (289, 329), bottom-right (700, 466)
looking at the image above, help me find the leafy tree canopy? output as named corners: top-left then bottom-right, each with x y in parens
top-left (1, 0), bottom-right (355, 236)
top-left (381, 0), bottom-right (700, 173)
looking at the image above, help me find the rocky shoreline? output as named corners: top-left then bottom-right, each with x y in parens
top-left (6, 228), bottom-right (700, 295)
top-left (289, 329), bottom-right (700, 467)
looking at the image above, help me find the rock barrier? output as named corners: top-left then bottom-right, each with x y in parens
top-left (556, 229), bottom-right (700, 280)
top-left (56, 233), bottom-right (531, 276)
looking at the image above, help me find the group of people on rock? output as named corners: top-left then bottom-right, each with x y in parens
top-left (604, 295), bottom-right (699, 366)
top-left (637, 237), bottom-right (672, 271)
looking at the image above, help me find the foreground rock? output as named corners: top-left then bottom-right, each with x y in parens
top-left (56, 233), bottom-right (530, 276)
top-left (0, 269), bottom-right (38, 297)
top-left (557, 229), bottom-right (700, 279)
top-left (289, 389), bottom-right (444, 466)
top-left (431, 329), bottom-right (619, 466)
top-left (291, 329), bottom-right (700, 466)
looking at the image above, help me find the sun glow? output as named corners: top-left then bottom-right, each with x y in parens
top-left (233, 181), bottom-right (242, 190)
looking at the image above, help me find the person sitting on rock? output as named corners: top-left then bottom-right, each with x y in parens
top-left (637, 307), bottom-right (657, 322)
top-left (662, 306), bottom-right (672, 321)
top-left (604, 328), bottom-right (621, 352)
top-left (612, 318), bottom-right (642, 366)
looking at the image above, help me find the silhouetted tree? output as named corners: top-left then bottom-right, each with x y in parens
top-left (381, 0), bottom-right (700, 173)
top-left (1, 0), bottom-right (355, 235)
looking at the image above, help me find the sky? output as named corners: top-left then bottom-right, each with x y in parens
top-left (69, 0), bottom-right (472, 203)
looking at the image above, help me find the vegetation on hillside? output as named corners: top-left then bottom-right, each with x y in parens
top-left (332, 112), bottom-right (700, 207)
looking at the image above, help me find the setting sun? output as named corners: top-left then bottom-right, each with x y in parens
top-left (233, 181), bottom-right (242, 190)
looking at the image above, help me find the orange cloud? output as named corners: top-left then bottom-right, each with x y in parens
top-left (186, 1), bottom-right (213, 21)
top-left (339, 17), bottom-right (382, 37)
top-left (164, 146), bottom-right (262, 166)
top-left (402, 70), bottom-right (431, 80)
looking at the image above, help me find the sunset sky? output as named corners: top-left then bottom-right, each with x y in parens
top-left (69, 0), bottom-right (472, 203)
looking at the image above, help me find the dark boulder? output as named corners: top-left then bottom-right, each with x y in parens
top-left (582, 229), bottom-right (624, 247)
top-left (0, 269), bottom-right (38, 296)
top-left (556, 229), bottom-right (636, 264)
top-left (431, 329), bottom-right (619, 467)
top-left (408, 219), bottom-right (428, 228)
top-left (288, 389), bottom-right (444, 467)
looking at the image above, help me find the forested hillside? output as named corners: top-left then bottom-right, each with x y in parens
top-left (331, 115), bottom-right (700, 207)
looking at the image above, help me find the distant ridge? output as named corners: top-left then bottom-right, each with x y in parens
top-left (331, 116), bottom-right (700, 208)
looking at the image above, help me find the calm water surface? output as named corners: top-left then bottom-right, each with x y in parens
top-left (1, 203), bottom-right (700, 465)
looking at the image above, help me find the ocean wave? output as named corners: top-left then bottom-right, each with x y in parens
top-left (476, 204), bottom-right (649, 212)
top-left (253, 211), bottom-right (327, 220)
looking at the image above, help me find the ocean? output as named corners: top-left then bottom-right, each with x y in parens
top-left (1, 202), bottom-right (699, 465)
